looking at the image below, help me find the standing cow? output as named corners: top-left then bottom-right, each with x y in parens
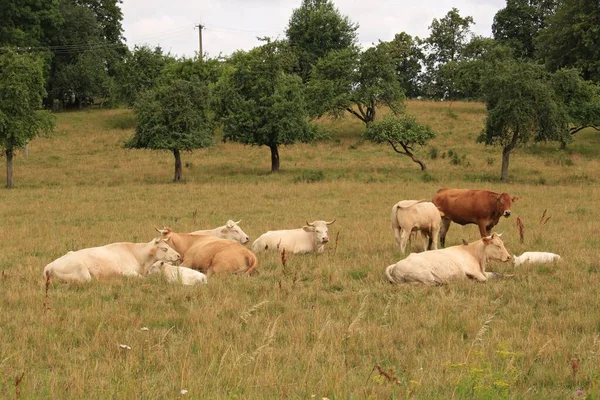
top-left (190, 219), bottom-right (250, 244)
top-left (391, 200), bottom-right (441, 253)
top-left (252, 219), bottom-right (336, 254)
top-left (432, 188), bottom-right (519, 246)
top-left (385, 232), bottom-right (511, 285)
top-left (157, 228), bottom-right (257, 275)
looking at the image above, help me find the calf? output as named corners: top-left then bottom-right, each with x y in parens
top-left (391, 200), bottom-right (441, 253)
top-left (252, 219), bottom-right (336, 254)
top-left (513, 252), bottom-right (561, 266)
top-left (147, 261), bottom-right (208, 285)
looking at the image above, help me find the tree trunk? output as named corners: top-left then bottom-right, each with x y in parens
top-left (501, 146), bottom-right (511, 181)
top-left (6, 149), bottom-right (14, 188)
top-left (173, 149), bottom-right (182, 182)
top-left (24, 144), bottom-right (29, 158)
top-left (269, 144), bottom-right (280, 172)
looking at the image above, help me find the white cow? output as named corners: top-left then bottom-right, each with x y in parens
top-left (513, 251), bottom-right (561, 266)
top-left (252, 219), bottom-right (336, 254)
top-left (391, 200), bottom-right (441, 253)
top-left (385, 232), bottom-right (511, 285)
top-left (147, 261), bottom-right (208, 285)
top-left (43, 238), bottom-right (180, 283)
top-left (190, 219), bottom-right (250, 244)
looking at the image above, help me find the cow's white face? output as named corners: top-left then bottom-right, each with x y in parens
top-left (147, 260), bottom-right (165, 275)
top-left (303, 220), bottom-right (333, 245)
top-left (221, 220), bottom-right (250, 244)
top-left (153, 239), bottom-right (181, 262)
top-left (482, 233), bottom-right (511, 262)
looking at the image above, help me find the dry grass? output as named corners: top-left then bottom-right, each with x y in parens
top-left (1, 101), bottom-right (599, 398)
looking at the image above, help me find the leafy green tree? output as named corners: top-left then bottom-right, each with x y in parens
top-left (364, 114), bottom-right (435, 171)
top-left (0, 0), bottom-right (62, 47)
top-left (307, 42), bottom-right (405, 125)
top-left (286, 0), bottom-right (358, 82)
top-left (478, 61), bottom-right (569, 181)
top-left (116, 45), bottom-right (175, 106)
top-left (379, 32), bottom-right (424, 98)
top-left (213, 40), bottom-right (317, 172)
top-left (126, 78), bottom-right (214, 181)
top-left (0, 51), bottom-right (54, 187)
top-left (550, 68), bottom-right (600, 143)
top-left (493, 0), bottom-right (541, 59)
top-left (421, 8), bottom-right (474, 99)
top-left (536, 0), bottom-right (600, 82)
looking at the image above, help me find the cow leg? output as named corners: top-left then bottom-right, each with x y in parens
top-left (430, 226), bottom-right (439, 250)
top-left (393, 226), bottom-right (403, 248)
top-left (122, 270), bottom-right (143, 278)
top-left (478, 222), bottom-right (489, 238)
top-left (439, 218), bottom-right (452, 247)
top-left (400, 229), bottom-right (411, 253)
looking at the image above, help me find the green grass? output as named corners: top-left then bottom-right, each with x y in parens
top-left (1, 102), bottom-right (599, 398)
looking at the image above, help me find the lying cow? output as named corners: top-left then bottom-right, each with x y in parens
top-left (432, 188), bottom-right (519, 246)
top-left (513, 251), bottom-right (561, 266)
top-left (252, 219), bottom-right (336, 254)
top-left (147, 260), bottom-right (208, 285)
top-left (385, 232), bottom-right (511, 285)
top-left (157, 228), bottom-right (257, 274)
top-left (190, 219), bottom-right (250, 244)
top-left (43, 238), bottom-right (180, 283)
top-left (391, 200), bottom-right (441, 253)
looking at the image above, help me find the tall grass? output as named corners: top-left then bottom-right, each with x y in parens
top-left (1, 102), bottom-right (599, 398)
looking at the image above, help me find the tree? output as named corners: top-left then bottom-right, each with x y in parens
top-left (536, 0), bottom-right (600, 82)
top-left (286, 0), bottom-right (358, 82)
top-left (364, 114), bottom-right (435, 171)
top-left (493, 0), bottom-right (541, 59)
top-left (213, 40), bottom-right (318, 172)
top-left (116, 45), bottom-right (176, 106)
top-left (307, 42), bottom-right (405, 126)
top-left (126, 78), bottom-right (214, 181)
top-left (550, 68), bottom-right (600, 144)
top-left (421, 8), bottom-right (474, 99)
top-left (379, 32), bottom-right (423, 98)
top-left (478, 61), bottom-right (569, 181)
top-left (0, 50), bottom-right (54, 188)
top-left (0, 0), bottom-right (62, 47)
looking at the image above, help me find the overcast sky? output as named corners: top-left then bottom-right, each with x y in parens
top-left (121, 0), bottom-right (506, 59)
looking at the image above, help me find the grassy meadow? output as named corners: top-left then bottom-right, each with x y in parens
top-left (1, 100), bottom-right (600, 398)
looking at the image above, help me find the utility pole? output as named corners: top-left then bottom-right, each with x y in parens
top-left (195, 24), bottom-right (204, 61)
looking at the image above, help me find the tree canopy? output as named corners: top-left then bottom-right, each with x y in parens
top-left (0, 50), bottom-right (54, 187)
top-left (286, 0), bottom-right (358, 82)
top-left (127, 77), bottom-right (214, 181)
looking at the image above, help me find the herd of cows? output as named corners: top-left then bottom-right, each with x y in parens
top-left (43, 188), bottom-right (561, 286)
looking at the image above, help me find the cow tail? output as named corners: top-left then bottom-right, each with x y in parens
top-left (43, 264), bottom-right (52, 280)
top-left (391, 203), bottom-right (400, 231)
top-left (384, 265), bottom-right (396, 284)
top-left (245, 252), bottom-right (258, 275)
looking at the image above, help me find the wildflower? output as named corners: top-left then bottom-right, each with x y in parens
top-left (140, 327), bottom-right (149, 331)
top-left (119, 344), bottom-right (132, 350)
top-left (181, 389), bottom-right (188, 395)
top-left (576, 389), bottom-right (584, 396)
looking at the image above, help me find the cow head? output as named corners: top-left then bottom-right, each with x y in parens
top-left (482, 233), bottom-right (511, 262)
top-left (151, 237), bottom-right (180, 262)
top-left (220, 219), bottom-right (250, 244)
top-left (147, 260), bottom-right (167, 275)
top-left (496, 193), bottom-right (519, 218)
top-left (303, 219), bottom-right (336, 244)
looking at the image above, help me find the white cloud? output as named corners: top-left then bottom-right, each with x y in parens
top-left (121, 0), bottom-right (507, 58)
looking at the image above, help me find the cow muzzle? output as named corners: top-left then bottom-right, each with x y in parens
top-left (243, 237), bottom-right (250, 244)
top-left (503, 210), bottom-right (511, 217)
top-left (322, 237), bottom-right (329, 243)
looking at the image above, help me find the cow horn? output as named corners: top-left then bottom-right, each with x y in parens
top-left (326, 219), bottom-right (336, 225)
top-left (498, 232), bottom-right (503, 238)
top-left (155, 227), bottom-right (169, 235)
top-left (306, 221), bottom-right (314, 226)
top-left (234, 219), bottom-right (241, 225)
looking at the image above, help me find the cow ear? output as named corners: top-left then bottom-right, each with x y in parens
top-left (303, 226), bottom-right (314, 232)
top-left (221, 228), bottom-right (228, 234)
top-left (226, 220), bottom-right (234, 228)
top-left (482, 236), bottom-right (491, 245)
top-left (512, 196), bottom-right (519, 202)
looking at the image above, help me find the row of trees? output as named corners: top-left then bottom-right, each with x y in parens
top-left (1, 0), bottom-right (600, 186)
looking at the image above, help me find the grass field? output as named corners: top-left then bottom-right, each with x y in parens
top-left (1, 100), bottom-right (599, 398)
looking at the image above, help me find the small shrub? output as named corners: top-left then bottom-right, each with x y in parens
top-left (486, 157), bottom-right (494, 166)
top-left (421, 172), bottom-right (436, 182)
top-left (106, 113), bottom-right (136, 130)
top-left (537, 177), bottom-right (547, 185)
top-left (184, 161), bottom-right (193, 168)
top-left (446, 108), bottom-right (458, 120)
top-left (429, 147), bottom-right (438, 160)
top-left (294, 170), bottom-right (325, 183)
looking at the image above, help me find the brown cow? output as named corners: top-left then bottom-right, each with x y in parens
top-left (432, 188), bottom-right (519, 247)
top-left (156, 228), bottom-right (258, 275)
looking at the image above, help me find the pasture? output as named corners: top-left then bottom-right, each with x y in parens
top-left (1, 100), bottom-right (599, 398)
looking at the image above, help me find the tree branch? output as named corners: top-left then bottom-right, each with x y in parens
top-left (345, 107), bottom-right (367, 124)
top-left (570, 124), bottom-right (600, 135)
